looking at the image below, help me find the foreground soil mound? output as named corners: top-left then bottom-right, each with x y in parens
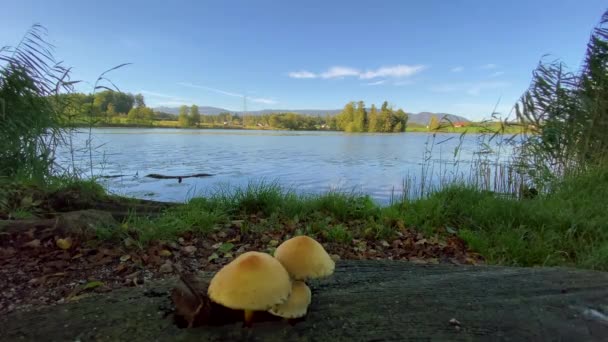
top-left (1, 260), bottom-right (607, 341)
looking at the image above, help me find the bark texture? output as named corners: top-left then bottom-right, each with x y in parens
top-left (1, 260), bottom-right (607, 341)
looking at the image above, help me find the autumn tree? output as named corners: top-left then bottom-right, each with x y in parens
top-left (92, 91), bottom-right (112, 115)
top-left (106, 103), bottom-right (117, 123)
top-left (190, 105), bottom-right (200, 127)
top-left (178, 105), bottom-right (190, 127)
top-left (380, 101), bottom-right (393, 132)
top-left (394, 109), bottom-right (408, 132)
top-left (352, 101), bottom-right (367, 132)
top-left (368, 104), bottom-right (379, 132)
top-left (337, 102), bottom-right (356, 131)
top-left (428, 115), bottom-right (440, 131)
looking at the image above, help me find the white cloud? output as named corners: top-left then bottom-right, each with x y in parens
top-left (287, 64), bottom-right (426, 80)
top-left (288, 70), bottom-right (318, 79)
top-left (177, 82), bottom-right (241, 97)
top-left (139, 90), bottom-right (172, 99)
top-left (140, 90), bottom-right (182, 100)
top-left (429, 81), bottom-right (510, 96)
top-left (177, 82), bottom-right (277, 105)
top-left (363, 80), bottom-right (386, 86)
top-left (321, 66), bottom-right (360, 79)
top-left (360, 65), bottom-right (426, 79)
top-left (489, 71), bottom-right (505, 78)
top-left (250, 97), bottom-right (276, 105)
top-left (139, 90), bottom-right (198, 107)
top-left (480, 63), bottom-right (497, 69)
top-left (451, 66), bottom-right (464, 72)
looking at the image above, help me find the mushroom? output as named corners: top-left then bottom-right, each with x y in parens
top-left (268, 280), bottom-right (312, 319)
top-left (274, 235), bottom-right (335, 280)
top-left (207, 251), bottom-right (292, 326)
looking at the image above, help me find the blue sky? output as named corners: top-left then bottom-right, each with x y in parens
top-left (1, 0), bottom-right (606, 120)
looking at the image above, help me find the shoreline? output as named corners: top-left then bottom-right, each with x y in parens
top-left (66, 123), bottom-right (523, 134)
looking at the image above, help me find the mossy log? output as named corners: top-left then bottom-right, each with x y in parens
top-left (1, 261), bottom-right (607, 341)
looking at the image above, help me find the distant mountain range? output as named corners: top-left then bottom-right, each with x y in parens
top-left (154, 106), bottom-right (470, 125)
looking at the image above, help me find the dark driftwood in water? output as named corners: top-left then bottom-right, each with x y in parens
top-left (98, 174), bottom-right (127, 178)
top-left (1, 260), bottom-right (607, 341)
top-left (145, 173), bottom-right (214, 179)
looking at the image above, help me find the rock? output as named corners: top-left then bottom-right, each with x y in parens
top-left (159, 261), bottom-right (173, 274)
top-left (58, 210), bottom-right (118, 238)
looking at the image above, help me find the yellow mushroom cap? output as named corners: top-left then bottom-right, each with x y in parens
top-left (207, 251), bottom-right (292, 311)
top-left (274, 235), bottom-right (335, 280)
top-left (268, 281), bottom-right (311, 319)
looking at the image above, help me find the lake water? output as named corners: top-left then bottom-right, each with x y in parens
top-left (56, 128), bottom-right (515, 204)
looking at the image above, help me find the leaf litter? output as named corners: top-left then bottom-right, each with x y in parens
top-left (0, 213), bottom-right (482, 315)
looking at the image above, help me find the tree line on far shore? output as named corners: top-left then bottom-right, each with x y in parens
top-left (335, 101), bottom-right (408, 133)
top-left (51, 91), bottom-right (412, 132)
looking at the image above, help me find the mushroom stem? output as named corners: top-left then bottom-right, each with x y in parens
top-left (243, 309), bottom-right (254, 326)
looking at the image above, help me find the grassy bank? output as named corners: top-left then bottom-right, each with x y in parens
top-left (81, 165), bottom-right (604, 271)
top-left (401, 167), bottom-right (608, 270)
top-left (4, 168), bottom-right (606, 271)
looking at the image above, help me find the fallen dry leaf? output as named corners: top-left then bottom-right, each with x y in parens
top-left (82, 280), bottom-right (104, 290)
top-left (56, 238), bottom-right (72, 250)
top-left (159, 260), bottom-right (173, 273)
top-left (67, 280), bottom-right (105, 300)
top-left (182, 246), bottom-right (197, 255)
top-left (23, 239), bottom-right (41, 248)
top-left (415, 239), bottom-right (427, 246)
top-left (114, 263), bottom-right (129, 273)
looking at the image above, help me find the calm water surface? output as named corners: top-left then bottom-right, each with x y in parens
top-left (56, 128), bottom-right (513, 203)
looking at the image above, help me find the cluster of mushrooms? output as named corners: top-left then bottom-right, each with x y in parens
top-left (207, 235), bottom-right (335, 325)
